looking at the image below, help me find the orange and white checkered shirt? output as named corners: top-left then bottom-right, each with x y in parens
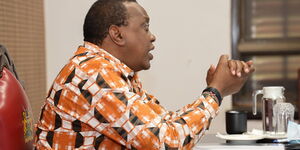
top-left (34, 42), bottom-right (220, 150)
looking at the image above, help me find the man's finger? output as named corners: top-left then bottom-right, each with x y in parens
top-left (218, 55), bottom-right (229, 65)
top-left (241, 61), bottom-right (249, 73)
top-left (246, 60), bottom-right (255, 72)
top-left (249, 65), bottom-right (255, 73)
top-left (235, 61), bottom-right (242, 77)
top-left (246, 60), bottom-right (253, 66)
top-left (206, 65), bottom-right (216, 78)
top-left (229, 60), bottom-right (236, 75)
top-left (206, 65), bottom-right (216, 85)
top-left (209, 65), bottom-right (216, 73)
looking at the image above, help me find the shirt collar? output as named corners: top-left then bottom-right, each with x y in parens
top-left (82, 41), bottom-right (135, 78)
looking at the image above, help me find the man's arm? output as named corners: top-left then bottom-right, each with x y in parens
top-left (72, 55), bottom-right (252, 149)
top-left (88, 88), bottom-right (219, 149)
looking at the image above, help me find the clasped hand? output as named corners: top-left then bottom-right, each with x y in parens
top-left (206, 55), bottom-right (255, 97)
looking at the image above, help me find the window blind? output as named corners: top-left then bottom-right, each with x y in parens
top-left (247, 0), bottom-right (300, 39)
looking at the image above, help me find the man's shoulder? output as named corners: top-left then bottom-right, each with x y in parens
top-left (70, 52), bottom-right (117, 75)
top-left (54, 52), bottom-right (116, 81)
top-left (53, 53), bottom-right (120, 87)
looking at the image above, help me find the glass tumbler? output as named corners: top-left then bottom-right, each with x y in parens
top-left (273, 102), bottom-right (295, 134)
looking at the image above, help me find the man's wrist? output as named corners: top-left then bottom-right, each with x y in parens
top-left (202, 87), bottom-right (223, 105)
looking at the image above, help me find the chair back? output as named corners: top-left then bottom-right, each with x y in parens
top-left (0, 45), bottom-right (33, 150)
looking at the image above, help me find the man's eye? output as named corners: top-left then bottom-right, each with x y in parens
top-left (144, 23), bottom-right (149, 31)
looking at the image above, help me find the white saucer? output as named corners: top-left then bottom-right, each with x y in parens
top-left (247, 129), bottom-right (287, 139)
top-left (216, 133), bottom-right (264, 141)
top-left (264, 133), bottom-right (287, 139)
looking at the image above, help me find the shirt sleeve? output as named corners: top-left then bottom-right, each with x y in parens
top-left (68, 65), bottom-right (220, 150)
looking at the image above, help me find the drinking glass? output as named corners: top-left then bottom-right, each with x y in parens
top-left (273, 102), bottom-right (295, 134)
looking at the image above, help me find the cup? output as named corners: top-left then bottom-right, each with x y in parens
top-left (273, 102), bottom-right (295, 134)
top-left (226, 110), bottom-right (247, 134)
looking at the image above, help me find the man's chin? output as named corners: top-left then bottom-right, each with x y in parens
top-left (142, 63), bottom-right (151, 71)
top-left (133, 64), bottom-right (151, 72)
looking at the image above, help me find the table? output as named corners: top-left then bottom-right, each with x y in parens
top-left (193, 134), bottom-right (285, 150)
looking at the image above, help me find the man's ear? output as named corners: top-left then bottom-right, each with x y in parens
top-left (108, 25), bottom-right (125, 46)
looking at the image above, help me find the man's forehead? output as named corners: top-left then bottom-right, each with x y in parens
top-left (124, 2), bottom-right (149, 22)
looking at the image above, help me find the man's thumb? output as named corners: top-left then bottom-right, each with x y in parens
top-left (207, 65), bottom-right (216, 75)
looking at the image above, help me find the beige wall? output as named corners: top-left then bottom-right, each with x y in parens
top-left (45, 0), bottom-right (261, 134)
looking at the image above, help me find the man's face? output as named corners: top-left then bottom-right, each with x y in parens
top-left (120, 2), bottom-right (156, 72)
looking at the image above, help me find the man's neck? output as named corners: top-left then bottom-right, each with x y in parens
top-left (100, 42), bottom-right (125, 62)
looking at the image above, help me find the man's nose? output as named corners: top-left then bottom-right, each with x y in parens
top-left (150, 32), bottom-right (156, 42)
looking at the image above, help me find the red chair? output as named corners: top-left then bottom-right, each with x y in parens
top-left (0, 45), bottom-right (33, 150)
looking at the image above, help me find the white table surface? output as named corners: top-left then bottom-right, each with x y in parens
top-left (193, 134), bottom-right (285, 150)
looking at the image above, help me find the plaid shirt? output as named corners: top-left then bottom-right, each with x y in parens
top-left (34, 42), bottom-right (220, 150)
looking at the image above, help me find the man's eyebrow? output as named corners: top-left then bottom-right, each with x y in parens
top-left (145, 16), bottom-right (150, 23)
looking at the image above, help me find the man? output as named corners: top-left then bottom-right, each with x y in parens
top-left (34, 0), bottom-right (254, 149)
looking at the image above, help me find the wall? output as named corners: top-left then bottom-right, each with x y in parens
top-left (45, 0), bottom-right (261, 134)
top-left (44, 0), bottom-right (96, 87)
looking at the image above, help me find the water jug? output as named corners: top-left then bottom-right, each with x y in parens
top-left (252, 86), bottom-right (285, 134)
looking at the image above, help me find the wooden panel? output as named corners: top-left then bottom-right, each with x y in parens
top-left (0, 0), bottom-right (46, 121)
